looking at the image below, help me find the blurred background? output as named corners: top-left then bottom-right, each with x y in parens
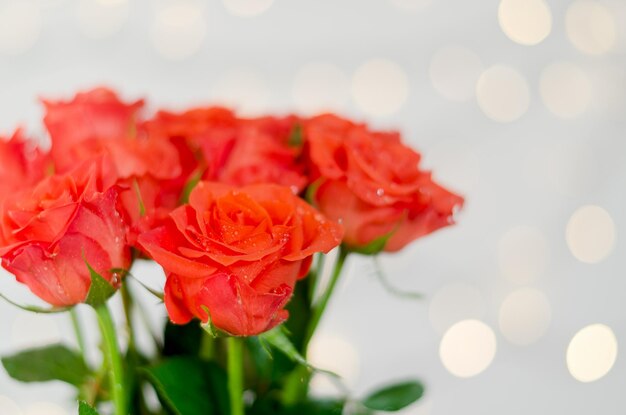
top-left (0, 0), bottom-right (625, 413)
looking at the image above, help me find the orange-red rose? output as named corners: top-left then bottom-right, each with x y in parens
top-left (145, 107), bottom-right (306, 192)
top-left (43, 88), bottom-right (183, 244)
top-left (0, 159), bottom-right (131, 306)
top-left (305, 114), bottom-right (463, 252)
top-left (0, 129), bottom-right (50, 200)
top-left (138, 181), bottom-right (343, 336)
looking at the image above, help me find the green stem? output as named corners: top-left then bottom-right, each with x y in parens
top-left (69, 308), bottom-right (86, 357)
top-left (200, 330), bottom-right (215, 361)
top-left (303, 248), bottom-right (348, 352)
top-left (227, 337), bottom-right (245, 415)
top-left (307, 253), bottom-right (326, 305)
top-left (95, 303), bottom-right (126, 415)
top-left (120, 283), bottom-right (136, 352)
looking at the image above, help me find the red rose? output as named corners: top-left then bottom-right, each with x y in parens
top-left (0, 159), bottom-right (131, 306)
top-left (305, 114), bottom-right (463, 252)
top-left (145, 107), bottom-right (307, 192)
top-left (138, 181), bottom-right (343, 336)
top-left (43, 88), bottom-right (183, 244)
top-left (0, 129), bottom-right (50, 198)
top-left (43, 87), bottom-right (143, 168)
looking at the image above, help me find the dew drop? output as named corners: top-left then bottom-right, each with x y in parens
top-left (376, 188), bottom-right (385, 196)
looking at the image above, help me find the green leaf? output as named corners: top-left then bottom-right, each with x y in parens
top-left (122, 272), bottom-right (164, 301)
top-left (288, 123), bottom-right (303, 148)
top-left (248, 397), bottom-right (346, 415)
top-left (344, 233), bottom-right (391, 255)
top-left (260, 326), bottom-right (309, 368)
top-left (282, 399), bottom-right (345, 415)
top-left (284, 278), bottom-right (313, 351)
top-left (78, 401), bottom-right (100, 415)
top-left (344, 214), bottom-right (406, 255)
top-left (304, 179), bottom-right (323, 207)
top-left (245, 336), bottom-right (273, 380)
top-left (260, 327), bottom-right (339, 379)
top-left (132, 179), bottom-right (146, 217)
top-left (361, 380), bottom-right (424, 412)
top-left (83, 262), bottom-right (115, 307)
top-left (0, 292), bottom-right (70, 314)
top-left (179, 169), bottom-right (203, 204)
top-left (143, 357), bottom-right (229, 415)
top-left (1, 344), bottom-right (90, 386)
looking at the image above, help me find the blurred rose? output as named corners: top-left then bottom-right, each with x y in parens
top-left (43, 88), bottom-right (183, 244)
top-left (139, 181), bottom-right (342, 336)
top-left (145, 107), bottom-right (306, 192)
top-left (305, 114), bottom-right (463, 252)
top-left (0, 159), bottom-right (131, 306)
top-left (0, 129), bottom-right (50, 199)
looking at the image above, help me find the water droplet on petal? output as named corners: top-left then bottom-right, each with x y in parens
top-left (376, 188), bottom-right (385, 197)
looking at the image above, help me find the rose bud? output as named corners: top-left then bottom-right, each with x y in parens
top-left (0, 159), bottom-right (131, 306)
top-left (138, 182), bottom-right (343, 336)
top-left (304, 114), bottom-right (463, 253)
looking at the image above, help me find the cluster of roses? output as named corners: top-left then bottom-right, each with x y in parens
top-left (0, 88), bottom-right (463, 337)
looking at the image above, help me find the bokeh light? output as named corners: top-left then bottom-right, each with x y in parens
top-left (498, 225), bottom-right (549, 285)
top-left (439, 319), bottom-right (497, 378)
top-left (222, 0), bottom-right (274, 17)
top-left (351, 59), bottom-right (409, 117)
top-left (429, 283), bottom-right (486, 334)
top-left (498, 288), bottom-right (551, 346)
top-left (540, 62), bottom-right (592, 118)
top-left (0, 395), bottom-right (22, 415)
top-left (498, 0), bottom-right (552, 46)
top-left (590, 64), bottom-right (626, 118)
top-left (151, 2), bottom-right (207, 60)
top-left (292, 62), bottom-right (350, 114)
top-left (476, 65), bottom-right (530, 122)
top-left (567, 324), bottom-right (618, 382)
top-left (429, 46), bottom-right (484, 102)
top-left (75, 0), bottom-right (129, 39)
top-left (566, 0), bottom-right (617, 55)
top-left (308, 333), bottom-right (360, 395)
top-left (566, 205), bottom-right (616, 264)
top-left (0, 0), bottom-right (42, 55)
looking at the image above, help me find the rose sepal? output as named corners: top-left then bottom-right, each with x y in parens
top-left (0, 291), bottom-right (71, 314)
top-left (83, 261), bottom-right (117, 308)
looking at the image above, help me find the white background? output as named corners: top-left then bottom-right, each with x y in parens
top-left (0, 0), bottom-right (625, 414)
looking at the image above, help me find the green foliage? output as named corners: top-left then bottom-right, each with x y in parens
top-left (143, 357), bottom-right (230, 415)
top-left (249, 397), bottom-right (345, 415)
top-left (344, 233), bottom-right (390, 255)
top-left (288, 123), bottom-right (303, 148)
top-left (361, 380), bottom-right (424, 412)
top-left (84, 263), bottom-right (116, 307)
top-left (78, 401), bottom-right (100, 415)
top-left (260, 326), bottom-right (309, 368)
top-left (1, 344), bottom-right (90, 386)
top-left (0, 292), bottom-right (70, 314)
top-left (179, 169), bottom-right (203, 204)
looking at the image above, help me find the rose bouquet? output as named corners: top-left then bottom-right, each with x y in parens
top-left (0, 88), bottom-right (463, 415)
